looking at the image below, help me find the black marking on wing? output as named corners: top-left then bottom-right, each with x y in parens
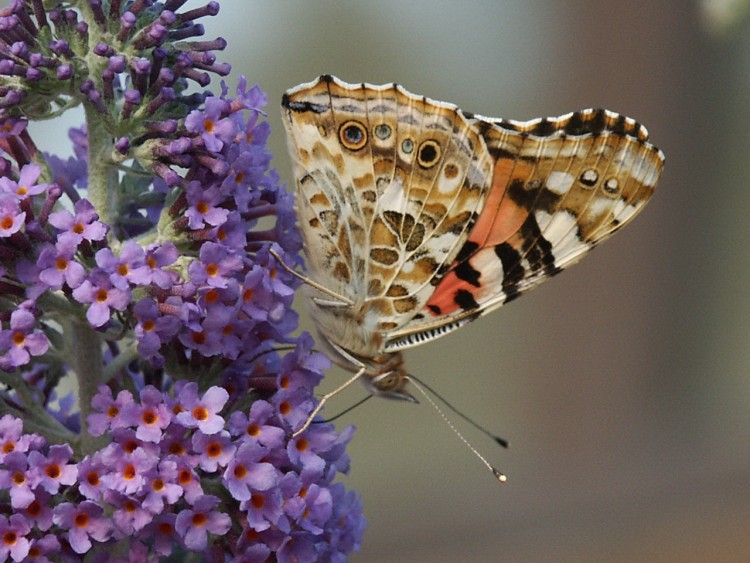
top-left (563, 109), bottom-right (606, 136)
top-left (494, 242), bottom-right (524, 302)
top-left (487, 146), bottom-right (517, 161)
top-left (282, 96), bottom-right (329, 114)
top-left (454, 240), bottom-right (480, 266)
top-left (454, 260), bottom-right (481, 287)
top-left (507, 179), bottom-right (561, 213)
top-left (454, 289), bottom-right (479, 311)
top-left (519, 215), bottom-right (556, 274)
top-left (530, 118), bottom-right (556, 136)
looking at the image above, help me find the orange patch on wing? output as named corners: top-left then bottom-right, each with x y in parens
top-left (467, 157), bottom-right (530, 248)
top-left (423, 270), bottom-right (473, 315)
top-left (423, 158), bottom-right (532, 317)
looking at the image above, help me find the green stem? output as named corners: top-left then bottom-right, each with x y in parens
top-left (0, 374), bottom-right (77, 446)
top-left (69, 319), bottom-right (103, 456)
top-left (69, 10), bottom-right (116, 456)
top-left (84, 102), bottom-right (118, 230)
top-left (79, 1), bottom-right (118, 230)
top-left (101, 341), bottom-right (140, 384)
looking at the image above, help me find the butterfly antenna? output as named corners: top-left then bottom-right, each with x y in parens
top-left (244, 345), bottom-right (297, 365)
top-left (409, 374), bottom-right (509, 448)
top-left (317, 395), bottom-right (373, 424)
top-left (292, 367), bottom-right (366, 438)
top-left (408, 376), bottom-right (507, 483)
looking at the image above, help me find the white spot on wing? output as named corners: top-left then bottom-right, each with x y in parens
top-left (546, 171), bottom-right (575, 195)
top-left (616, 146), bottom-right (661, 186)
top-left (552, 236), bottom-right (591, 268)
top-left (611, 198), bottom-right (639, 223)
top-left (536, 209), bottom-right (578, 243)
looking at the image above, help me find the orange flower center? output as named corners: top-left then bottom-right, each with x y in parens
top-left (3, 531), bottom-right (17, 546)
top-left (168, 442), bottom-right (185, 456)
top-left (178, 469), bottom-right (192, 485)
top-left (251, 493), bottom-right (265, 509)
top-left (122, 464), bottom-right (136, 480)
top-left (206, 441), bottom-right (222, 457)
top-left (87, 471), bottom-right (100, 486)
top-left (74, 513), bottom-right (89, 528)
top-left (45, 464), bottom-right (61, 479)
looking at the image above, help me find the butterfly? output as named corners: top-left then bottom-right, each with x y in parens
top-left (280, 75), bottom-right (664, 428)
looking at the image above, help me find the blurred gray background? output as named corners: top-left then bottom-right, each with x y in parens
top-left (37, 0), bottom-right (750, 561)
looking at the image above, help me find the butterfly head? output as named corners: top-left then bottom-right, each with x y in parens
top-left (362, 355), bottom-right (417, 403)
top-left (319, 334), bottom-right (416, 402)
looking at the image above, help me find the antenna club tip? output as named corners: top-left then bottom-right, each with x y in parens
top-left (493, 468), bottom-right (507, 483)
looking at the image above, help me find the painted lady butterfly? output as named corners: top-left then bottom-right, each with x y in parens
top-left (280, 75), bottom-right (663, 434)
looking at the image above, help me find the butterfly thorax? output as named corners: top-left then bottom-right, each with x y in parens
top-left (303, 285), bottom-right (389, 357)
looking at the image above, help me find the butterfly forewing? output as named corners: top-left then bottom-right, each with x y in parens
top-left (385, 110), bottom-right (663, 351)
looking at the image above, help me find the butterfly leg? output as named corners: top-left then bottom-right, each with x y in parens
top-left (269, 248), bottom-right (354, 307)
top-left (292, 365), bottom-right (366, 438)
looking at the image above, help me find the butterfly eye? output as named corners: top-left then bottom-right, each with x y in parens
top-left (339, 121), bottom-right (368, 151)
top-left (417, 140), bottom-right (441, 168)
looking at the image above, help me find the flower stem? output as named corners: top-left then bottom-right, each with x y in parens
top-left (84, 102), bottom-right (118, 230)
top-left (79, 1), bottom-right (119, 230)
top-left (69, 318), bottom-right (104, 455)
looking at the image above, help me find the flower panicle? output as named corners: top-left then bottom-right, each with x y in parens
top-left (0, 1), bottom-right (364, 560)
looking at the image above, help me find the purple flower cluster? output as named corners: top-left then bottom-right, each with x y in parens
top-left (0, 1), bottom-right (365, 560)
top-left (0, 339), bottom-right (363, 560)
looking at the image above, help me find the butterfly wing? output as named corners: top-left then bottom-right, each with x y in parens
top-left (385, 109), bottom-right (664, 351)
top-left (282, 76), bottom-right (496, 356)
